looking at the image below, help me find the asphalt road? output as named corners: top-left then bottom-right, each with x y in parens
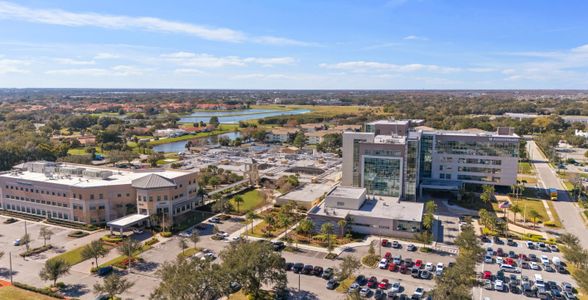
top-left (528, 141), bottom-right (588, 248)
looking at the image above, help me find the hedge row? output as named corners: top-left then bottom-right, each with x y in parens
top-left (12, 282), bottom-right (65, 299)
top-left (20, 245), bottom-right (53, 257)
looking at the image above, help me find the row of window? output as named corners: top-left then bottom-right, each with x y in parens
top-left (457, 158), bottom-right (503, 165)
top-left (457, 166), bottom-right (502, 174)
top-left (5, 194), bottom-right (69, 208)
top-left (457, 174), bottom-right (501, 183)
top-left (4, 203), bottom-right (70, 220)
top-left (5, 185), bottom-right (68, 197)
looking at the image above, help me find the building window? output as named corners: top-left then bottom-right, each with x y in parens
top-left (336, 202), bottom-right (345, 206)
top-left (90, 194), bottom-right (94, 200)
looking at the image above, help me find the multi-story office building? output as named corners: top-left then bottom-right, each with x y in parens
top-left (0, 161), bottom-right (200, 225)
top-left (342, 119), bottom-right (519, 200)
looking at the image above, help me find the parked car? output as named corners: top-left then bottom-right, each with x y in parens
top-left (302, 265), bottom-right (314, 275)
top-left (494, 280), bottom-right (504, 292)
top-left (378, 258), bottom-right (388, 269)
top-left (561, 282), bottom-right (574, 293)
top-left (13, 239), bottom-right (20, 246)
top-left (390, 282), bottom-right (401, 293)
top-left (359, 287), bottom-right (371, 297)
top-left (419, 270), bottom-right (431, 279)
top-left (326, 279), bottom-right (338, 290)
top-left (284, 262), bottom-right (294, 271)
top-left (382, 239), bottom-right (389, 247)
top-left (393, 255), bottom-right (402, 265)
top-left (435, 263), bottom-right (444, 276)
top-left (411, 268), bottom-right (420, 278)
top-left (483, 279), bottom-right (493, 290)
top-left (322, 267), bottom-right (334, 279)
top-left (508, 250), bottom-right (518, 258)
top-left (392, 240), bottom-right (401, 248)
top-left (496, 247), bottom-right (505, 257)
top-left (424, 262), bottom-right (434, 271)
top-left (388, 263), bottom-right (397, 272)
top-left (550, 245), bottom-right (560, 252)
top-left (354, 275), bottom-right (367, 286)
top-left (538, 243), bottom-right (550, 252)
top-left (272, 241), bottom-right (285, 251)
top-left (399, 263), bottom-right (408, 274)
top-left (563, 291), bottom-right (577, 300)
top-left (519, 254), bottom-right (529, 261)
top-left (482, 271), bottom-right (492, 280)
top-left (529, 253), bottom-right (538, 262)
top-left (313, 266), bottom-right (323, 276)
top-left (494, 236), bottom-right (503, 244)
top-left (348, 282), bottom-right (360, 294)
top-left (378, 279), bottom-right (389, 289)
top-left (507, 239), bottom-right (517, 246)
top-left (484, 255), bottom-right (493, 263)
top-left (407, 244), bottom-right (417, 251)
top-left (374, 289), bottom-right (386, 300)
top-left (367, 276), bottom-right (378, 288)
top-left (292, 263), bottom-right (304, 273)
top-left (415, 259), bottom-right (423, 269)
top-left (526, 241), bottom-right (536, 249)
top-left (557, 265), bottom-right (568, 274)
top-left (545, 265), bottom-right (555, 272)
top-left (521, 261), bottom-right (530, 269)
top-left (96, 266), bottom-right (113, 276)
top-left (384, 252), bottom-right (392, 259)
top-left (209, 217), bottom-right (221, 223)
top-left (413, 287), bottom-right (425, 299)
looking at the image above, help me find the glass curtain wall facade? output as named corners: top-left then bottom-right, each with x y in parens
top-left (404, 138), bottom-right (419, 201)
top-left (419, 134), bottom-right (433, 179)
top-left (363, 156), bottom-right (402, 197)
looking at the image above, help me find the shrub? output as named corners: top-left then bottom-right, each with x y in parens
top-left (145, 237), bottom-right (160, 246)
top-left (20, 245), bottom-right (53, 257)
top-left (67, 231), bottom-right (89, 238)
top-left (420, 247), bottom-right (433, 253)
top-left (160, 232), bottom-right (172, 238)
top-left (361, 255), bottom-right (380, 268)
top-left (481, 228), bottom-right (497, 236)
top-left (101, 235), bottom-right (123, 243)
top-left (13, 282), bottom-right (65, 299)
top-left (3, 217), bottom-right (18, 224)
top-left (543, 221), bottom-right (556, 227)
top-left (325, 253), bottom-right (338, 260)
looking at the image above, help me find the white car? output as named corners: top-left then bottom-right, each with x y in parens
top-left (530, 262), bottom-right (540, 270)
top-left (435, 263), bottom-right (444, 276)
top-left (359, 287), bottom-right (371, 297)
top-left (540, 255), bottom-right (550, 265)
top-left (13, 239), bottom-right (21, 246)
top-left (484, 255), bottom-right (493, 263)
top-left (390, 282), bottom-right (401, 293)
top-left (413, 287), bottom-right (425, 298)
top-left (378, 258), bottom-right (388, 269)
top-left (494, 280), bottom-right (504, 292)
top-left (425, 262), bottom-right (434, 271)
top-left (496, 257), bottom-right (503, 265)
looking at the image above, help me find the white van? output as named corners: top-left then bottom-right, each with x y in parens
top-left (552, 257), bottom-right (561, 266)
top-left (500, 264), bottom-right (520, 273)
top-left (534, 274), bottom-right (545, 289)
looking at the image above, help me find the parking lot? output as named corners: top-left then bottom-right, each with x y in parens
top-left (475, 237), bottom-right (578, 300)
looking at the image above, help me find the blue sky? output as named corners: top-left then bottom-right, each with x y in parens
top-left (1, 0), bottom-right (587, 89)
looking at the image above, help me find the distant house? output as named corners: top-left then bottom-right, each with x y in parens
top-left (333, 124), bottom-right (362, 132)
top-left (299, 123), bottom-right (325, 133)
top-left (266, 128), bottom-right (299, 143)
top-left (306, 130), bottom-right (338, 145)
top-left (154, 128), bottom-right (188, 138)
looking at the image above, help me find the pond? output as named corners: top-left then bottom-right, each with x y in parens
top-left (179, 108), bottom-right (310, 124)
top-left (152, 131), bottom-right (242, 153)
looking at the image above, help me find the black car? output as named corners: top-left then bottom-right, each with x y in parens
top-left (557, 265), bottom-right (568, 274)
top-left (480, 235), bottom-right (491, 243)
top-left (284, 262), bottom-right (294, 271)
top-left (355, 275), bottom-right (367, 286)
top-left (551, 289), bottom-right (564, 300)
top-left (507, 239), bottom-right (517, 246)
top-left (292, 263), bottom-right (304, 273)
top-left (313, 266), bottom-right (323, 276)
top-left (302, 265), bottom-right (314, 275)
top-left (272, 241), bottom-right (285, 251)
top-left (374, 289), bottom-right (386, 300)
top-left (407, 244), bottom-right (417, 251)
top-left (404, 258), bottom-right (413, 267)
top-left (322, 267), bottom-right (334, 279)
top-left (545, 265), bottom-right (556, 273)
top-left (494, 236), bottom-right (504, 244)
top-left (96, 266), bottom-right (113, 276)
top-left (529, 254), bottom-right (538, 262)
top-left (411, 268), bottom-right (420, 278)
top-left (508, 251), bottom-right (518, 259)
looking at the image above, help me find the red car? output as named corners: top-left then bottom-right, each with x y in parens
top-left (415, 259), bottom-right (423, 269)
top-left (378, 279), bottom-right (389, 289)
top-left (381, 239), bottom-right (389, 247)
top-left (388, 263), bottom-right (397, 272)
top-left (482, 271), bottom-right (492, 280)
top-left (399, 264), bottom-right (408, 274)
top-left (504, 258), bottom-right (515, 266)
top-left (519, 254), bottom-right (528, 261)
top-left (367, 276), bottom-right (378, 288)
top-left (384, 252), bottom-right (392, 259)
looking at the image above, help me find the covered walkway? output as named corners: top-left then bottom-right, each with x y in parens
top-left (107, 214), bottom-right (150, 235)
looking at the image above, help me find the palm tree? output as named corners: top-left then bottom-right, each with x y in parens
top-left (278, 213), bottom-right (292, 243)
top-left (93, 274), bottom-right (134, 299)
top-left (337, 219), bottom-right (347, 237)
top-left (190, 231), bottom-right (200, 245)
top-left (245, 210), bottom-right (256, 236)
top-left (233, 195), bottom-right (244, 214)
top-left (178, 238), bottom-right (188, 256)
top-left (298, 219), bottom-right (314, 243)
top-left (81, 240), bottom-right (108, 268)
top-left (264, 215), bottom-right (276, 237)
top-left (39, 258), bottom-right (71, 286)
top-left (528, 209), bottom-right (542, 228)
top-left (560, 233), bottom-right (580, 248)
top-left (118, 239), bottom-right (142, 273)
top-left (509, 203), bottom-right (522, 224)
top-left (321, 222), bottom-right (335, 253)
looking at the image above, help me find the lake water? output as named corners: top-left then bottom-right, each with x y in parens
top-left (179, 108), bottom-right (310, 124)
top-left (152, 131), bottom-right (242, 153)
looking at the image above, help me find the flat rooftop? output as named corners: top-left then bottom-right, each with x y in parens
top-left (327, 186), bottom-right (365, 199)
top-left (367, 119), bottom-right (410, 126)
top-left (278, 183), bottom-right (335, 202)
top-left (374, 135), bottom-right (407, 144)
top-left (1, 164), bottom-right (191, 188)
top-left (310, 195), bottom-right (423, 223)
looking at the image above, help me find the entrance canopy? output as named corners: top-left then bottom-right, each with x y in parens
top-left (107, 214), bottom-right (150, 233)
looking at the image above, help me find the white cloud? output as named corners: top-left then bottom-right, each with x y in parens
top-left (54, 58), bottom-right (95, 65)
top-left (94, 52), bottom-right (120, 60)
top-left (45, 65), bottom-right (145, 76)
top-left (162, 52), bottom-right (296, 68)
top-left (0, 57), bottom-right (30, 74)
top-left (174, 68), bottom-right (206, 75)
top-left (319, 61), bottom-right (461, 73)
top-left (0, 1), bottom-right (312, 46)
top-left (403, 35), bottom-right (428, 41)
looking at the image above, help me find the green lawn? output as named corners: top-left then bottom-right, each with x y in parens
top-left (177, 247), bottom-right (200, 258)
top-left (229, 189), bottom-right (265, 214)
top-left (0, 286), bottom-right (57, 300)
top-left (518, 162), bottom-right (534, 175)
top-left (494, 198), bottom-right (555, 225)
top-left (49, 242), bottom-right (113, 266)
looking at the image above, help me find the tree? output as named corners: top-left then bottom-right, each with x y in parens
top-left (245, 210), bottom-right (256, 236)
top-left (298, 218), bottom-right (314, 243)
top-left (190, 231), bottom-right (200, 245)
top-left (509, 203), bottom-right (522, 224)
top-left (277, 212), bottom-right (292, 243)
top-left (338, 256), bottom-right (361, 280)
top-left (560, 233), bottom-right (580, 248)
top-left (528, 209), bottom-right (542, 228)
top-left (220, 241), bottom-right (287, 299)
top-left (118, 239), bottom-right (142, 272)
top-left (81, 240), bottom-right (108, 268)
top-left (208, 176), bottom-right (220, 189)
top-left (152, 258), bottom-right (230, 300)
top-left (337, 219), bottom-right (347, 237)
top-left (39, 258), bottom-right (71, 286)
top-left (233, 195), bottom-right (244, 213)
top-left (94, 273), bottom-right (134, 299)
top-left (292, 131), bottom-right (305, 148)
top-left (209, 116), bottom-right (220, 128)
top-left (368, 241), bottom-right (376, 257)
top-left (20, 233), bottom-right (31, 251)
top-left (321, 222), bottom-right (335, 253)
top-left (38, 227), bottom-right (54, 247)
top-left (263, 215), bottom-right (277, 237)
top-left (178, 238), bottom-right (189, 256)
top-left (480, 185), bottom-right (495, 203)
top-left (147, 153), bottom-right (164, 167)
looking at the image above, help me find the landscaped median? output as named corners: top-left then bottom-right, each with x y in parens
top-left (49, 242), bottom-right (115, 266)
top-left (97, 237), bottom-right (159, 270)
